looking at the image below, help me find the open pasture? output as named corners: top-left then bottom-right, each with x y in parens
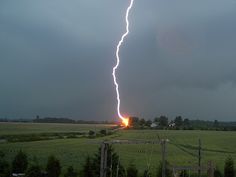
top-left (0, 122), bottom-right (115, 135)
top-left (0, 123), bottom-right (235, 175)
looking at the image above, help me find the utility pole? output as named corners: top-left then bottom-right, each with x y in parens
top-left (100, 142), bottom-right (108, 177)
top-left (207, 161), bottom-right (214, 177)
top-left (116, 156), bottom-right (120, 177)
top-left (100, 143), bottom-right (105, 177)
top-left (110, 154), bottom-right (113, 177)
top-left (97, 139), bottom-right (162, 177)
top-left (161, 139), bottom-right (168, 177)
top-left (198, 139), bottom-right (202, 177)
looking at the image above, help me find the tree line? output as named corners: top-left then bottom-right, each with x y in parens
top-left (0, 117), bottom-right (235, 131)
top-left (128, 116), bottom-right (236, 131)
top-left (0, 117), bottom-right (114, 125)
top-left (0, 146), bottom-right (235, 177)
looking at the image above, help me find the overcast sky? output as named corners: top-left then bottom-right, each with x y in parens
top-left (1, 0), bottom-right (236, 121)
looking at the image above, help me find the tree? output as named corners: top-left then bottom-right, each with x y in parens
top-left (142, 169), bottom-right (151, 177)
top-left (214, 167), bottom-right (223, 177)
top-left (0, 151), bottom-right (10, 177)
top-left (157, 116), bottom-right (168, 127)
top-left (126, 163), bottom-right (138, 177)
top-left (46, 155), bottom-right (61, 177)
top-left (100, 129), bottom-right (107, 136)
top-left (25, 165), bottom-right (42, 177)
top-left (129, 117), bottom-right (140, 127)
top-left (224, 156), bottom-right (234, 177)
top-left (183, 119), bottom-right (190, 127)
top-left (174, 116), bottom-right (183, 127)
top-left (179, 170), bottom-right (187, 177)
top-left (81, 156), bottom-right (95, 177)
top-left (12, 150), bottom-right (28, 173)
top-left (139, 118), bottom-right (146, 127)
top-left (64, 166), bottom-right (78, 177)
top-left (145, 120), bottom-right (152, 127)
top-left (88, 130), bottom-right (95, 137)
top-left (84, 144), bottom-right (125, 177)
top-left (94, 144), bottom-right (125, 177)
top-left (214, 120), bottom-right (219, 127)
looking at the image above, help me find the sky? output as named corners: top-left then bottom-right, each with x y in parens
top-left (0, 0), bottom-right (236, 121)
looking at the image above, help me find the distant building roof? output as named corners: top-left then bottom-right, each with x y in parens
top-left (169, 123), bottom-right (176, 127)
top-left (151, 123), bottom-right (157, 127)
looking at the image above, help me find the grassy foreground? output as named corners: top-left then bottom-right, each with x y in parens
top-left (0, 123), bottom-right (235, 175)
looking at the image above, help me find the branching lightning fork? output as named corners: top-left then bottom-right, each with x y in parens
top-left (112, 0), bottom-right (134, 126)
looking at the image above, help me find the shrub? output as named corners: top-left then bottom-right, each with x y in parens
top-left (25, 165), bottom-right (42, 177)
top-left (224, 156), bottom-right (234, 177)
top-left (46, 155), bottom-right (61, 177)
top-left (64, 166), bottom-right (78, 177)
top-left (126, 163), bottom-right (138, 177)
top-left (12, 150), bottom-right (28, 173)
top-left (0, 151), bottom-right (10, 177)
top-left (81, 156), bottom-right (94, 177)
top-left (214, 167), bottom-right (222, 177)
top-left (142, 169), bottom-right (151, 177)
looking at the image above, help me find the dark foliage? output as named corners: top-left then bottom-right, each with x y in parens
top-left (100, 129), bottom-right (107, 136)
top-left (155, 116), bottom-right (169, 127)
top-left (129, 117), bottom-right (140, 127)
top-left (81, 156), bottom-right (95, 177)
top-left (34, 117), bottom-right (75, 123)
top-left (81, 144), bottom-right (125, 177)
top-left (145, 120), bottom-right (152, 127)
top-left (224, 156), bottom-right (234, 177)
top-left (126, 163), bottom-right (138, 177)
top-left (142, 169), bottom-right (151, 177)
top-left (25, 165), bottom-right (42, 177)
top-left (1, 132), bottom-right (85, 143)
top-left (46, 155), bottom-right (61, 177)
top-left (214, 167), bottom-right (223, 177)
top-left (12, 150), bottom-right (28, 173)
top-left (64, 166), bottom-right (78, 177)
top-left (88, 130), bottom-right (95, 136)
top-left (174, 116), bottom-right (183, 127)
top-left (179, 170), bottom-right (187, 177)
top-left (0, 151), bottom-right (10, 177)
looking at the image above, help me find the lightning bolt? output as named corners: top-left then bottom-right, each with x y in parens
top-left (112, 0), bottom-right (134, 126)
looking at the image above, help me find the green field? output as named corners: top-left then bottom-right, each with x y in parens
top-left (0, 122), bottom-right (235, 176)
top-left (0, 122), bottom-right (115, 135)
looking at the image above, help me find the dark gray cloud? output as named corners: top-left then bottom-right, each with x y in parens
top-left (0, 0), bottom-right (236, 121)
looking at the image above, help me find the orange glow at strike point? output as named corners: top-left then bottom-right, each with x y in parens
top-left (121, 117), bottom-right (129, 127)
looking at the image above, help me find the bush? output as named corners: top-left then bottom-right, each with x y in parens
top-left (64, 166), bottom-right (78, 177)
top-left (25, 165), bottom-right (42, 177)
top-left (81, 156), bottom-right (95, 177)
top-left (0, 151), bottom-right (10, 177)
top-left (224, 156), bottom-right (234, 177)
top-left (179, 170), bottom-right (187, 177)
top-left (214, 167), bottom-right (222, 177)
top-left (46, 155), bottom-right (61, 177)
top-left (12, 150), bottom-right (28, 173)
top-left (100, 129), bottom-right (107, 135)
top-left (142, 169), bottom-right (151, 177)
top-left (88, 130), bottom-right (95, 136)
top-left (126, 163), bottom-right (138, 177)
top-left (80, 144), bottom-right (126, 177)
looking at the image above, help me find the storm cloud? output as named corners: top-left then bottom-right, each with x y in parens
top-left (0, 0), bottom-right (236, 121)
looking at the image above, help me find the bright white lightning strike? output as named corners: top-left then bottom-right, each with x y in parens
top-left (112, 0), bottom-right (134, 126)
